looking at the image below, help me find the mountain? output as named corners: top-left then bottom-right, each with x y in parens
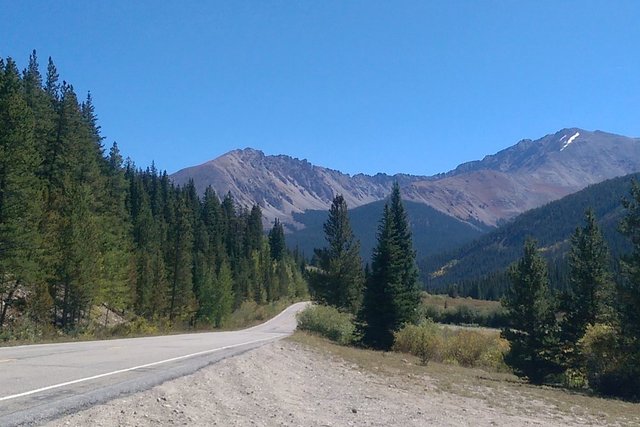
top-left (170, 128), bottom-right (640, 228)
top-left (170, 148), bottom-right (420, 229)
top-left (421, 173), bottom-right (639, 299)
top-left (286, 200), bottom-right (491, 261)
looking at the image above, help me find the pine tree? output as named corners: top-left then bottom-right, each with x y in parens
top-left (619, 180), bottom-right (640, 341)
top-left (269, 218), bottom-right (286, 261)
top-left (359, 205), bottom-right (400, 349)
top-left (388, 183), bottom-right (421, 325)
top-left (310, 194), bottom-right (364, 313)
top-left (0, 58), bottom-right (44, 328)
top-left (245, 204), bottom-right (263, 256)
top-left (561, 209), bottom-right (615, 367)
top-left (212, 259), bottom-right (233, 327)
top-left (97, 142), bottom-right (135, 319)
top-left (167, 193), bottom-right (195, 323)
top-left (359, 184), bottom-right (420, 350)
top-left (502, 238), bottom-right (560, 384)
top-left (616, 180), bottom-right (640, 393)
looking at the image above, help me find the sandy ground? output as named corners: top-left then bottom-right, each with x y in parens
top-left (46, 340), bottom-right (628, 427)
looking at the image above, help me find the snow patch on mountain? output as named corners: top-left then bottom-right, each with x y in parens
top-left (561, 132), bottom-right (580, 151)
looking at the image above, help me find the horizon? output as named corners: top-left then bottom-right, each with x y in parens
top-left (3, 2), bottom-right (640, 176)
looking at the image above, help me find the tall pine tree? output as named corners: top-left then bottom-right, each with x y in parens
top-left (310, 194), bottom-right (364, 313)
top-left (502, 238), bottom-right (560, 384)
top-left (359, 184), bottom-right (420, 350)
top-left (561, 209), bottom-right (615, 367)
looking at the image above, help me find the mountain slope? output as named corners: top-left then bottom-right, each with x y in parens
top-left (170, 148), bottom-right (421, 228)
top-left (171, 129), bottom-right (640, 228)
top-left (421, 172), bottom-right (639, 298)
top-left (286, 200), bottom-right (491, 261)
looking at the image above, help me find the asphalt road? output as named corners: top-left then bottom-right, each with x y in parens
top-left (0, 301), bottom-right (308, 426)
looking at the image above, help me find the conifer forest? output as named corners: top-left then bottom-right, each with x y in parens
top-left (0, 52), bottom-right (307, 338)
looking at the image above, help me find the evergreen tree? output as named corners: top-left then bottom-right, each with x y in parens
top-left (388, 183), bottom-right (421, 325)
top-left (0, 58), bottom-right (44, 328)
top-left (359, 184), bottom-right (420, 350)
top-left (269, 218), bottom-right (286, 261)
top-left (167, 193), bottom-right (195, 323)
top-left (502, 238), bottom-right (561, 384)
top-left (97, 142), bottom-right (134, 319)
top-left (310, 194), bottom-right (364, 313)
top-left (616, 180), bottom-right (640, 393)
top-left (619, 180), bottom-right (640, 342)
top-left (212, 259), bottom-right (233, 327)
top-left (561, 209), bottom-right (615, 367)
top-left (245, 204), bottom-right (263, 256)
top-left (360, 205), bottom-right (400, 349)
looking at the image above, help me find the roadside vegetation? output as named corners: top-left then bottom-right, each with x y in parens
top-left (304, 183), bottom-right (640, 402)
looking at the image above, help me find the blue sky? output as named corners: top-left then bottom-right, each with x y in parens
top-left (2, 1), bottom-right (639, 176)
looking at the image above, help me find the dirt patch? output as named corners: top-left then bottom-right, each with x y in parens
top-left (46, 339), bottom-right (637, 426)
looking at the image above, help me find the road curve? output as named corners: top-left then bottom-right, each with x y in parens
top-left (0, 301), bottom-right (309, 426)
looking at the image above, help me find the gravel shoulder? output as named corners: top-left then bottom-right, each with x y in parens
top-left (46, 337), bottom-right (639, 427)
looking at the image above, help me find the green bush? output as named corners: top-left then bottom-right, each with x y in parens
top-left (578, 323), bottom-right (639, 398)
top-left (296, 305), bottom-right (356, 345)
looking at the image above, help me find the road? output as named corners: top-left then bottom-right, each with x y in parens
top-left (0, 301), bottom-right (308, 426)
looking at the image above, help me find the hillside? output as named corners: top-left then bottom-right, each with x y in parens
top-left (286, 200), bottom-right (491, 261)
top-left (171, 129), bottom-right (640, 229)
top-left (422, 173), bottom-right (640, 299)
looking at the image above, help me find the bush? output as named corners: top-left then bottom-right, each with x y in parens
top-left (393, 321), bottom-right (509, 370)
top-left (445, 330), bottom-right (491, 367)
top-left (296, 305), bottom-right (356, 345)
top-left (579, 323), bottom-right (639, 398)
top-left (393, 321), bottom-right (443, 365)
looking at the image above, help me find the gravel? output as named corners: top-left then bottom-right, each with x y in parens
top-left (45, 341), bottom-right (614, 427)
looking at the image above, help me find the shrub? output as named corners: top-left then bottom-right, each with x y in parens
top-left (393, 322), bottom-right (509, 370)
top-left (578, 323), bottom-right (639, 398)
top-left (445, 330), bottom-right (491, 367)
top-left (296, 305), bottom-right (356, 345)
top-left (561, 368), bottom-right (588, 389)
top-left (393, 321), bottom-right (443, 365)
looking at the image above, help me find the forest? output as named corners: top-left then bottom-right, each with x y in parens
top-left (422, 173), bottom-right (640, 299)
top-left (0, 52), bottom-right (307, 340)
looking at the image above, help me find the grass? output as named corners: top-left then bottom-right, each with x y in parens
top-left (288, 331), bottom-right (640, 426)
top-left (421, 292), bottom-right (509, 328)
top-left (422, 293), bottom-right (501, 311)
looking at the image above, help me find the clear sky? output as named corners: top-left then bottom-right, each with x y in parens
top-left (2, 1), bottom-right (639, 176)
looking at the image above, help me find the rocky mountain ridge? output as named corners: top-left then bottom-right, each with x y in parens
top-left (170, 128), bottom-right (640, 228)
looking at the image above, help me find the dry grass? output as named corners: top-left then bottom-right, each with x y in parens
top-left (289, 332), bottom-right (640, 426)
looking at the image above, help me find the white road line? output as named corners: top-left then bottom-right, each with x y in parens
top-left (0, 336), bottom-right (280, 402)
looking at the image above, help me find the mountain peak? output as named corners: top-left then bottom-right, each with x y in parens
top-left (171, 128), bottom-right (640, 229)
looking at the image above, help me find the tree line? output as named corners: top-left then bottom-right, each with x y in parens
top-left (0, 52), bottom-right (307, 337)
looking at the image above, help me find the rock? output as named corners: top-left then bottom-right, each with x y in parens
top-left (351, 408), bottom-right (358, 414)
